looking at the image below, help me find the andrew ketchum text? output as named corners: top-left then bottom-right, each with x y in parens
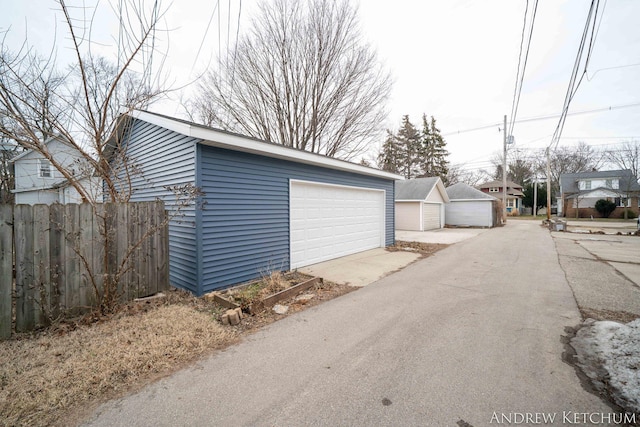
top-left (490, 411), bottom-right (636, 425)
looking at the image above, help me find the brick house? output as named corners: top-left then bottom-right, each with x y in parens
top-left (477, 180), bottom-right (524, 215)
top-left (559, 170), bottom-right (640, 218)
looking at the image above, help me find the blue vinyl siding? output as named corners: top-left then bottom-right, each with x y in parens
top-left (198, 145), bottom-right (394, 294)
top-left (124, 119), bottom-right (200, 293)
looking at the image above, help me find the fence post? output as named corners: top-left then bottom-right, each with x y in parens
top-left (0, 205), bottom-right (13, 339)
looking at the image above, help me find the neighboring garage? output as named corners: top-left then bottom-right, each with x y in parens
top-left (445, 182), bottom-right (500, 228)
top-left (395, 177), bottom-right (449, 231)
top-left (116, 110), bottom-right (402, 295)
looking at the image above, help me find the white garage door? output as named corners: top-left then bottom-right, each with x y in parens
top-left (290, 180), bottom-right (385, 269)
top-left (446, 200), bottom-right (492, 227)
top-left (422, 203), bottom-right (442, 230)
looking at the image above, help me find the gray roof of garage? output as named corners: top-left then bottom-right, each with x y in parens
top-left (395, 177), bottom-right (440, 200)
top-left (446, 182), bottom-right (497, 200)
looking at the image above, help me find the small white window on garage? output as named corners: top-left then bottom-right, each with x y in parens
top-left (39, 159), bottom-right (53, 178)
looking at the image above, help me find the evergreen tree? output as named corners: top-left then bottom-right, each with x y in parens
top-left (376, 114), bottom-right (450, 181)
top-left (418, 114), bottom-right (449, 180)
top-left (377, 130), bottom-right (401, 174)
top-left (396, 115), bottom-right (421, 179)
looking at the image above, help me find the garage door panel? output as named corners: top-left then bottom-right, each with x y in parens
top-left (290, 181), bottom-right (385, 268)
top-left (423, 203), bottom-right (441, 231)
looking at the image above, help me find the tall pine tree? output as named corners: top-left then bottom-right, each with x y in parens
top-left (418, 114), bottom-right (449, 181)
top-left (377, 114), bottom-right (450, 181)
top-left (377, 130), bottom-right (401, 174)
top-left (396, 115), bottom-right (421, 179)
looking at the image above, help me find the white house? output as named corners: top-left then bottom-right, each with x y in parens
top-left (11, 136), bottom-right (102, 205)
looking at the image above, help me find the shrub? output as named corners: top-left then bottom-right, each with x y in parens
top-left (623, 209), bottom-right (638, 219)
top-left (594, 199), bottom-right (616, 218)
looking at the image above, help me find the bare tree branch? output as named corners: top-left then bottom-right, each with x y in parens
top-left (189, 0), bottom-right (392, 161)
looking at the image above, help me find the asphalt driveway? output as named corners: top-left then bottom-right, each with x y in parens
top-left (552, 230), bottom-right (640, 319)
top-left (83, 221), bottom-right (614, 427)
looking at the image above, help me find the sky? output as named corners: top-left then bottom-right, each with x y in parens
top-left (2, 0), bottom-right (639, 173)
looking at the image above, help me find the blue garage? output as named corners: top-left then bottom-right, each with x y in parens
top-left (117, 110), bottom-right (401, 295)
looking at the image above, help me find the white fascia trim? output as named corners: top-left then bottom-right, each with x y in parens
top-left (130, 110), bottom-right (404, 181)
top-left (395, 199), bottom-right (422, 203)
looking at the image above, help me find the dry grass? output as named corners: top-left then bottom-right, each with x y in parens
top-left (580, 307), bottom-right (640, 324)
top-left (0, 301), bottom-right (235, 427)
top-left (0, 278), bottom-right (355, 427)
top-left (224, 271), bottom-right (309, 308)
top-left (387, 240), bottom-right (449, 256)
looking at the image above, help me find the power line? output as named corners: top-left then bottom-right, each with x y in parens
top-left (549, 0), bottom-right (601, 151)
top-left (443, 101), bottom-right (640, 137)
top-left (190, 0), bottom-right (220, 74)
top-left (508, 0), bottom-right (539, 139)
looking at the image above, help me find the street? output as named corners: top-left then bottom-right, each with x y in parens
top-left (83, 221), bottom-right (617, 427)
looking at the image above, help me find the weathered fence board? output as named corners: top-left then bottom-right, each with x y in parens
top-left (15, 205), bottom-right (34, 332)
top-left (0, 202), bottom-right (169, 339)
top-left (0, 205), bottom-right (12, 339)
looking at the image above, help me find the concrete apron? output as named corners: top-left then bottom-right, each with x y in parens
top-left (298, 248), bottom-right (420, 287)
top-left (396, 227), bottom-right (489, 244)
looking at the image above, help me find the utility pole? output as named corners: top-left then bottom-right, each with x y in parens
top-left (533, 178), bottom-right (538, 217)
top-left (502, 115), bottom-right (507, 223)
top-left (546, 147), bottom-right (552, 221)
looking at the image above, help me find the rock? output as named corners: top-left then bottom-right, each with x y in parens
top-left (221, 313), bottom-right (230, 325)
top-left (226, 309), bottom-right (240, 325)
top-left (295, 293), bottom-right (315, 303)
top-left (273, 304), bottom-right (289, 315)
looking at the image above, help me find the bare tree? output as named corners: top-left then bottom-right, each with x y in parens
top-left (445, 165), bottom-right (490, 187)
top-left (190, 0), bottom-right (392, 160)
top-left (0, 131), bottom-right (21, 204)
top-left (535, 142), bottom-right (603, 198)
top-left (0, 1), bottom-right (198, 314)
top-left (605, 140), bottom-right (639, 180)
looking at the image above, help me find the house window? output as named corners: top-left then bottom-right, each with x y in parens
top-left (584, 180), bottom-right (591, 190)
top-left (489, 187), bottom-right (499, 193)
top-left (507, 199), bottom-right (516, 208)
top-left (605, 179), bottom-right (612, 188)
top-left (614, 197), bottom-right (627, 207)
top-left (38, 159), bottom-right (52, 178)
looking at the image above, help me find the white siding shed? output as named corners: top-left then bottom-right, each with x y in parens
top-left (445, 183), bottom-right (498, 228)
top-left (394, 177), bottom-right (449, 231)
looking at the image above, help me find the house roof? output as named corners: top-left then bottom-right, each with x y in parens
top-left (446, 182), bottom-right (497, 201)
top-left (477, 179), bottom-right (524, 197)
top-left (9, 135), bottom-right (60, 163)
top-left (477, 179), bottom-right (524, 189)
top-left (394, 177), bottom-right (450, 202)
top-left (560, 169), bottom-right (640, 194)
top-left (124, 110), bottom-right (404, 181)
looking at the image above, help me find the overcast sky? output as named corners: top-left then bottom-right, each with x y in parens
top-left (2, 0), bottom-right (639, 172)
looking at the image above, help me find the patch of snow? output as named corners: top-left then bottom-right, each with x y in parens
top-left (571, 319), bottom-right (640, 414)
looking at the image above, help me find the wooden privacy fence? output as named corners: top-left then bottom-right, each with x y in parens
top-left (0, 201), bottom-right (169, 339)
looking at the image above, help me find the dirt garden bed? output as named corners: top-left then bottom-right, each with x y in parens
top-left (387, 240), bottom-right (449, 256)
